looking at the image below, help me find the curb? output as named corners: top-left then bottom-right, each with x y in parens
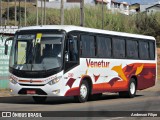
top-left (0, 90), bottom-right (11, 97)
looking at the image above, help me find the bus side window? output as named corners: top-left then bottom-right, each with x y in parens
top-left (97, 36), bottom-right (111, 58)
top-left (66, 35), bottom-right (78, 62)
top-left (149, 42), bottom-right (155, 60)
top-left (112, 38), bottom-right (125, 59)
top-left (139, 41), bottom-right (149, 60)
top-left (80, 35), bottom-right (95, 57)
top-left (126, 40), bottom-right (138, 59)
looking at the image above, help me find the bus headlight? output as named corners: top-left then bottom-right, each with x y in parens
top-left (48, 76), bottom-right (61, 85)
top-left (10, 78), bottom-right (18, 84)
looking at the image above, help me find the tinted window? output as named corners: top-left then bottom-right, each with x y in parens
top-left (139, 41), bottom-right (149, 60)
top-left (126, 40), bottom-right (138, 59)
top-left (112, 38), bottom-right (125, 58)
top-left (81, 35), bottom-right (95, 57)
top-left (97, 36), bottom-right (111, 58)
top-left (69, 36), bottom-right (78, 61)
top-left (149, 42), bottom-right (155, 60)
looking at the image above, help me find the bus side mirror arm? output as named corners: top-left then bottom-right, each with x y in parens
top-left (5, 43), bottom-right (8, 55)
top-left (65, 51), bottom-right (69, 61)
top-left (4, 37), bottom-right (14, 55)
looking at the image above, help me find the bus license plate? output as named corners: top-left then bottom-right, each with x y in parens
top-left (27, 90), bottom-right (36, 94)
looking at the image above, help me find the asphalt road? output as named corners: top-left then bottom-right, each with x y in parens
top-left (0, 80), bottom-right (160, 120)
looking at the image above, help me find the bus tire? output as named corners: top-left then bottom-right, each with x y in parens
top-left (74, 80), bottom-right (89, 103)
top-left (119, 78), bottom-right (136, 98)
top-left (32, 96), bottom-right (47, 103)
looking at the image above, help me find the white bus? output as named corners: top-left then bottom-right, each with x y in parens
top-left (5, 25), bottom-right (157, 103)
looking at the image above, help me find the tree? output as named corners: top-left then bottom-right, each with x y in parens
top-left (2, 6), bottom-right (28, 21)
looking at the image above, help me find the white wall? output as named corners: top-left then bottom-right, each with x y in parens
top-left (107, 0), bottom-right (112, 9)
top-left (38, 0), bottom-right (95, 9)
top-left (147, 6), bottom-right (160, 14)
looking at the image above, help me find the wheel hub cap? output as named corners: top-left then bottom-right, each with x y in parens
top-left (80, 84), bottom-right (87, 99)
top-left (130, 82), bottom-right (135, 94)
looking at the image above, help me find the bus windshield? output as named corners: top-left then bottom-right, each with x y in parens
top-left (9, 33), bottom-right (64, 71)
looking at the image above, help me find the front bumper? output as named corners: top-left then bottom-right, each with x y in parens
top-left (9, 82), bottom-right (64, 96)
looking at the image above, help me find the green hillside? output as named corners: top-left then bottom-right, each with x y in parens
top-left (1, 2), bottom-right (160, 46)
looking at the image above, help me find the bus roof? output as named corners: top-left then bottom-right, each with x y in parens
top-left (19, 25), bottom-right (155, 40)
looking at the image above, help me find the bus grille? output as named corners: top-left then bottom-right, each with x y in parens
top-left (19, 83), bottom-right (45, 86)
top-left (18, 88), bottom-right (47, 95)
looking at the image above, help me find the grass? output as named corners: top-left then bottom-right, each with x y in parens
top-left (1, 2), bottom-right (160, 50)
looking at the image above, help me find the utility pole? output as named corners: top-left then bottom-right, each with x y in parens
top-left (0, 0), bottom-right (2, 26)
top-left (14, 0), bottom-right (17, 26)
top-left (36, 0), bottom-right (38, 25)
top-left (102, 0), bottom-right (104, 29)
top-left (7, 0), bottom-right (9, 25)
top-left (80, 0), bottom-right (84, 27)
top-left (19, 0), bottom-right (21, 28)
top-left (60, 0), bottom-right (64, 25)
top-left (44, 0), bottom-right (46, 25)
top-left (41, 0), bottom-right (43, 26)
top-left (25, 0), bottom-right (26, 26)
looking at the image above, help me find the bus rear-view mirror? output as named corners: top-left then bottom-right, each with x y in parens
top-left (4, 37), bottom-right (14, 55)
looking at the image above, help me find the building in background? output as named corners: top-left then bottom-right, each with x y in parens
top-left (128, 1), bottom-right (160, 15)
top-left (95, 0), bottom-right (129, 15)
top-left (140, 1), bottom-right (160, 12)
top-left (38, 0), bottom-right (95, 9)
top-left (129, 3), bottom-right (140, 14)
top-left (37, 0), bottom-right (129, 15)
top-left (111, 0), bottom-right (129, 15)
top-left (146, 3), bottom-right (160, 14)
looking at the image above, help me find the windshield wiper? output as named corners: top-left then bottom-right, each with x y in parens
top-left (31, 39), bottom-right (37, 71)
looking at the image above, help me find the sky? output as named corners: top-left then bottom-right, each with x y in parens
top-left (117, 0), bottom-right (160, 4)
top-left (87, 0), bottom-right (160, 5)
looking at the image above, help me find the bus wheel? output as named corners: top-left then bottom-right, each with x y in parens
top-left (119, 78), bottom-right (136, 98)
top-left (32, 96), bottom-right (47, 103)
top-left (74, 80), bottom-right (89, 103)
